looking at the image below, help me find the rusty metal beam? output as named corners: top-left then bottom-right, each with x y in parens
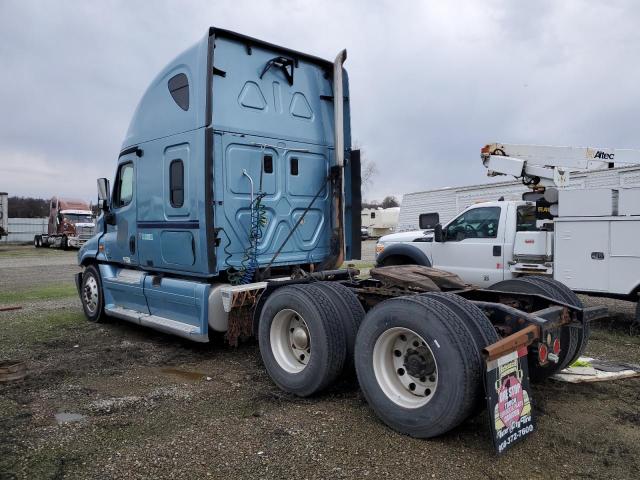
top-left (483, 324), bottom-right (540, 362)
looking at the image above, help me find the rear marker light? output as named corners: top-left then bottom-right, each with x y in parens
top-left (553, 338), bottom-right (561, 355)
top-left (538, 343), bottom-right (548, 363)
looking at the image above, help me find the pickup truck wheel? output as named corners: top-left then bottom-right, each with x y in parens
top-left (355, 296), bottom-right (480, 438)
top-left (315, 282), bottom-right (365, 374)
top-left (489, 278), bottom-right (580, 381)
top-left (81, 265), bottom-right (107, 323)
top-left (258, 285), bottom-right (346, 397)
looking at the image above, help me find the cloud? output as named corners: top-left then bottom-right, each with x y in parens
top-left (1, 0), bottom-right (639, 203)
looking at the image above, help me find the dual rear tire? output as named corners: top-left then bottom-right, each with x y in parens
top-left (257, 283), bottom-right (364, 397)
top-left (258, 285), bottom-right (498, 438)
top-left (355, 293), bottom-right (496, 438)
top-left (489, 276), bottom-right (588, 381)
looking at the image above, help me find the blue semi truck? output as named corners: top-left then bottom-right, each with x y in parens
top-left (75, 28), bottom-right (603, 449)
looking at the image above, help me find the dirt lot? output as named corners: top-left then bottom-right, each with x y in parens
top-left (1, 244), bottom-right (639, 479)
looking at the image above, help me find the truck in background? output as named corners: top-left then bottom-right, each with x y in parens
top-left (74, 29), bottom-right (604, 450)
top-left (376, 144), bottom-right (640, 321)
top-left (34, 197), bottom-right (95, 249)
top-left (0, 192), bottom-right (7, 238)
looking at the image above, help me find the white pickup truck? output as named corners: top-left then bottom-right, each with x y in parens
top-left (376, 200), bottom-right (540, 288)
top-left (375, 192), bottom-right (640, 311)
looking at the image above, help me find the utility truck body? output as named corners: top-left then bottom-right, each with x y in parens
top-left (75, 29), bottom-right (603, 451)
top-left (34, 197), bottom-right (95, 249)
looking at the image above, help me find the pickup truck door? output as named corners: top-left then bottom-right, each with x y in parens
top-left (431, 205), bottom-right (506, 287)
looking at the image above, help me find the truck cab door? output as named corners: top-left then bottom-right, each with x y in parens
top-left (104, 159), bottom-right (138, 266)
top-left (431, 206), bottom-right (505, 287)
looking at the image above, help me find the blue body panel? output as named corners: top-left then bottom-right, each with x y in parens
top-left (79, 28), bottom-right (356, 340)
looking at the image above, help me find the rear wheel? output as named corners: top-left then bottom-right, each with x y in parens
top-left (421, 292), bottom-right (499, 414)
top-left (61, 235), bottom-right (69, 250)
top-left (355, 296), bottom-right (480, 438)
top-left (489, 277), bottom-right (584, 381)
top-left (80, 265), bottom-right (107, 323)
top-left (314, 281), bottom-right (365, 373)
top-left (517, 276), bottom-right (588, 367)
top-left (34, 235), bottom-right (41, 248)
top-left (258, 285), bottom-right (346, 397)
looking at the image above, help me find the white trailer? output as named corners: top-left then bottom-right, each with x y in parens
top-left (361, 207), bottom-right (400, 237)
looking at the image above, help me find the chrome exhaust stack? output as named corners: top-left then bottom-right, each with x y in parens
top-left (328, 49), bottom-right (347, 269)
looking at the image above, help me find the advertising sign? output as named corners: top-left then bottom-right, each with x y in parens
top-left (486, 346), bottom-right (535, 454)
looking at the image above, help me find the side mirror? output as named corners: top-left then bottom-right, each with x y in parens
top-left (419, 212), bottom-right (440, 230)
top-left (434, 223), bottom-right (444, 242)
top-left (97, 178), bottom-right (111, 211)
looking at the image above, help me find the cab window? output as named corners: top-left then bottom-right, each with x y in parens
top-left (114, 162), bottom-right (134, 208)
top-left (516, 205), bottom-right (538, 232)
top-left (445, 207), bottom-right (501, 241)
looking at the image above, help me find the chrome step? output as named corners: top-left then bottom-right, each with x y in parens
top-left (105, 306), bottom-right (208, 342)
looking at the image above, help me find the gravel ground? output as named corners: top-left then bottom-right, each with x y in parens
top-left (1, 245), bottom-right (639, 479)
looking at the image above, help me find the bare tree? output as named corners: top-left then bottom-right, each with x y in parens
top-left (353, 141), bottom-right (378, 193)
top-left (381, 196), bottom-right (400, 208)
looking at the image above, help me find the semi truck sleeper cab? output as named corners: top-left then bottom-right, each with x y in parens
top-left (76, 28), bottom-right (604, 450)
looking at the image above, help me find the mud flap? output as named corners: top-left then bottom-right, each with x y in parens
top-left (74, 271), bottom-right (83, 297)
top-left (485, 346), bottom-right (535, 454)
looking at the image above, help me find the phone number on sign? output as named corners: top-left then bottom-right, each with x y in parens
top-left (498, 424), bottom-right (534, 453)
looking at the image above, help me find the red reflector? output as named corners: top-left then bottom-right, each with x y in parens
top-left (538, 344), bottom-right (548, 363)
top-left (553, 338), bottom-right (561, 355)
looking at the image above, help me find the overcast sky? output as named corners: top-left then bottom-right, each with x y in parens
top-left (1, 0), bottom-right (639, 203)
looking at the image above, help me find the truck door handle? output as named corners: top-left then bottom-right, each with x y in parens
top-left (129, 235), bottom-right (136, 254)
top-left (493, 245), bottom-right (502, 257)
top-left (591, 252), bottom-right (604, 260)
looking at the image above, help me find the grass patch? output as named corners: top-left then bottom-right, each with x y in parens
top-left (0, 245), bottom-right (69, 257)
top-left (0, 309), bottom-right (86, 357)
top-left (0, 283), bottom-right (77, 305)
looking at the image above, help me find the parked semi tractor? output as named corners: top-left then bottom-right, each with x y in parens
top-left (34, 197), bottom-right (95, 249)
top-left (76, 29), bottom-right (604, 451)
top-left (376, 144), bottom-right (640, 321)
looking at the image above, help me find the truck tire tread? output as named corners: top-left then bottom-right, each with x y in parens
top-left (355, 295), bottom-right (480, 437)
top-left (314, 282), bottom-right (365, 373)
top-left (258, 284), bottom-right (346, 397)
top-left (517, 276), bottom-right (589, 367)
top-left (489, 278), bottom-right (579, 381)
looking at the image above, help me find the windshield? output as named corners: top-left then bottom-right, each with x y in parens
top-left (63, 214), bottom-right (93, 224)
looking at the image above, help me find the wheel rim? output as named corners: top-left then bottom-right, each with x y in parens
top-left (373, 327), bottom-right (438, 409)
top-left (270, 308), bottom-right (311, 373)
top-left (82, 275), bottom-right (99, 314)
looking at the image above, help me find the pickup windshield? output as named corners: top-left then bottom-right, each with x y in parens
top-left (63, 214), bottom-right (93, 224)
top-left (516, 205), bottom-right (538, 231)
